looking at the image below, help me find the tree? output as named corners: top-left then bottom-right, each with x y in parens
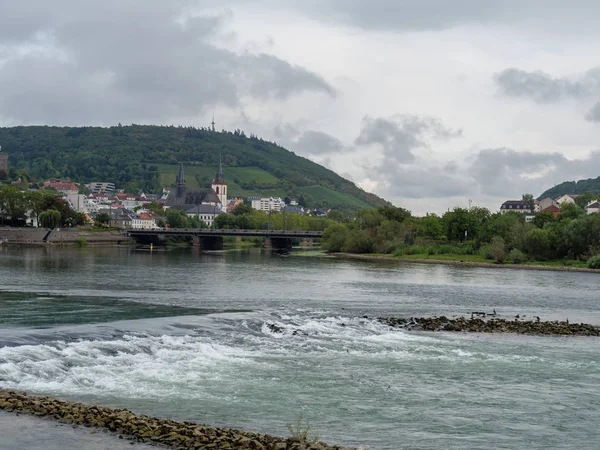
top-left (420, 214), bottom-right (444, 240)
top-left (378, 206), bottom-right (411, 223)
top-left (39, 209), bottom-right (62, 229)
top-left (166, 209), bottom-right (189, 228)
top-left (0, 186), bottom-right (27, 225)
top-left (95, 213), bottom-right (111, 226)
top-left (298, 196), bottom-right (307, 207)
top-left (442, 207), bottom-right (480, 241)
top-left (524, 228), bottom-right (554, 260)
top-left (321, 223), bottom-right (350, 252)
top-left (558, 203), bottom-right (585, 221)
top-left (231, 203), bottom-right (253, 216)
top-left (522, 193), bottom-right (535, 211)
top-left (532, 211), bottom-right (555, 229)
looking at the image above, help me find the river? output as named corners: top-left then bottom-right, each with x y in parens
top-left (0, 246), bottom-right (599, 449)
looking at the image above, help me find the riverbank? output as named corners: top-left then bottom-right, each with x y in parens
top-left (379, 315), bottom-right (600, 336)
top-left (0, 227), bottom-right (131, 246)
top-left (0, 390), bottom-right (355, 450)
top-left (332, 252), bottom-right (600, 273)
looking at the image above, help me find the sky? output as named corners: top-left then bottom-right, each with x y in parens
top-left (2, 1), bottom-right (600, 214)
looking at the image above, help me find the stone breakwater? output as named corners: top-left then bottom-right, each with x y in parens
top-left (379, 316), bottom-right (600, 336)
top-left (0, 390), bottom-right (356, 450)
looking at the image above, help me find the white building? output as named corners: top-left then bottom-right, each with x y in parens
top-left (555, 194), bottom-right (578, 205)
top-left (251, 197), bottom-right (284, 212)
top-left (85, 182), bottom-right (116, 194)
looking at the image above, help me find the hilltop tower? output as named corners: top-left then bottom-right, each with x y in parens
top-left (211, 155), bottom-right (227, 207)
top-left (176, 163), bottom-right (186, 199)
top-left (211, 114), bottom-right (215, 132)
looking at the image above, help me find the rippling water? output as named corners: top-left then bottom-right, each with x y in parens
top-left (1, 246), bottom-right (599, 449)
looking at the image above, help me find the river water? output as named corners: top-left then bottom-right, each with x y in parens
top-left (0, 246), bottom-right (599, 450)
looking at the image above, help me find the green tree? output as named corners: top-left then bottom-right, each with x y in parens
top-left (39, 209), bottom-right (62, 228)
top-left (558, 203), bottom-right (585, 221)
top-left (321, 223), bottom-right (350, 252)
top-left (524, 228), bottom-right (554, 260)
top-left (166, 209), bottom-right (189, 228)
top-left (532, 211), bottom-right (555, 229)
top-left (420, 213), bottom-right (444, 240)
top-left (522, 193), bottom-right (535, 211)
top-left (442, 207), bottom-right (480, 242)
top-left (231, 203), bottom-right (254, 216)
top-left (95, 213), bottom-right (111, 226)
top-left (343, 229), bottom-right (375, 254)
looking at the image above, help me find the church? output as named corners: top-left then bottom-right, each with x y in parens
top-left (164, 157), bottom-right (228, 227)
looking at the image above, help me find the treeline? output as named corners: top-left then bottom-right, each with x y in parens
top-left (0, 186), bottom-right (85, 227)
top-left (0, 125), bottom-right (389, 211)
top-left (321, 204), bottom-right (600, 267)
top-left (215, 204), bottom-right (333, 231)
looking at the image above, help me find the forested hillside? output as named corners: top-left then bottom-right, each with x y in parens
top-left (0, 125), bottom-right (389, 212)
top-left (538, 176), bottom-right (600, 199)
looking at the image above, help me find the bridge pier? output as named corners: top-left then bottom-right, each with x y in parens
top-left (267, 237), bottom-right (293, 252)
top-left (200, 236), bottom-right (223, 251)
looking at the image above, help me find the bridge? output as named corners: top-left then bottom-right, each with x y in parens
top-left (126, 228), bottom-right (323, 250)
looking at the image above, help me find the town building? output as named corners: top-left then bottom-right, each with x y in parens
top-left (251, 197), bottom-right (284, 212)
top-left (86, 182), bottom-right (116, 194)
top-left (585, 202), bottom-right (600, 214)
top-left (538, 197), bottom-right (558, 212)
top-left (43, 179), bottom-right (79, 195)
top-left (555, 194), bottom-right (578, 205)
top-left (500, 200), bottom-right (532, 213)
top-left (181, 204), bottom-right (224, 228)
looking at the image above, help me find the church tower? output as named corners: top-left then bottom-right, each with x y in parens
top-left (176, 163), bottom-right (186, 199)
top-left (211, 155), bottom-right (227, 207)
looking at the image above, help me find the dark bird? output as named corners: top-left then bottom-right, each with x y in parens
top-left (535, 316), bottom-right (541, 323)
top-left (515, 314), bottom-right (520, 319)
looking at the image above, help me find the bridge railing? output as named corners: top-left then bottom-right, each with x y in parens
top-left (126, 228), bottom-right (323, 236)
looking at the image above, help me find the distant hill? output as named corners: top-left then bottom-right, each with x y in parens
top-left (0, 125), bottom-right (390, 213)
top-left (538, 176), bottom-right (600, 200)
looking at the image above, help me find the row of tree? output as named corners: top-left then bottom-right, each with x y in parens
top-left (0, 186), bottom-right (85, 227)
top-left (214, 203), bottom-right (333, 231)
top-left (321, 203), bottom-right (600, 264)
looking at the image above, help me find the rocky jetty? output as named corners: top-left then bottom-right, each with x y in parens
top-left (379, 316), bottom-right (600, 336)
top-left (0, 389), bottom-right (356, 450)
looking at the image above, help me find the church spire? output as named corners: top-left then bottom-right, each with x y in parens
top-left (211, 113), bottom-right (215, 132)
top-left (176, 163), bottom-right (186, 198)
top-left (214, 154), bottom-right (225, 184)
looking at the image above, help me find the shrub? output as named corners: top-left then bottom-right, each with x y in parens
top-left (287, 414), bottom-right (319, 445)
top-left (480, 245), bottom-right (494, 260)
top-left (587, 255), bottom-right (600, 269)
top-left (508, 248), bottom-right (527, 264)
top-left (490, 236), bottom-right (506, 263)
top-left (75, 237), bottom-right (88, 248)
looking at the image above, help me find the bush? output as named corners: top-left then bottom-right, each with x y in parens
top-left (587, 255), bottom-right (600, 269)
top-left (480, 245), bottom-right (494, 260)
top-left (508, 248), bottom-right (527, 264)
top-left (75, 237), bottom-right (88, 248)
top-left (490, 236), bottom-right (506, 263)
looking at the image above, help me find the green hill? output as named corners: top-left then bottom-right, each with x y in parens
top-left (0, 125), bottom-right (390, 213)
top-left (538, 176), bottom-right (600, 199)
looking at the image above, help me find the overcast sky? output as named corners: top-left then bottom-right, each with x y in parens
top-left (2, 1), bottom-right (600, 214)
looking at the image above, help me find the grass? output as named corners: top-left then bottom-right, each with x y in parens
top-left (287, 414), bottom-right (319, 445)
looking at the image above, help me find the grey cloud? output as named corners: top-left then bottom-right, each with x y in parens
top-left (293, 131), bottom-right (345, 155)
top-left (469, 148), bottom-right (600, 196)
top-left (355, 115), bottom-right (461, 164)
top-left (0, 1), bottom-right (334, 125)
top-left (361, 156), bottom-right (474, 199)
top-left (585, 101), bottom-right (600, 122)
top-left (273, 125), bottom-right (345, 155)
top-left (494, 67), bottom-right (600, 103)
top-left (267, 0), bottom-right (600, 33)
